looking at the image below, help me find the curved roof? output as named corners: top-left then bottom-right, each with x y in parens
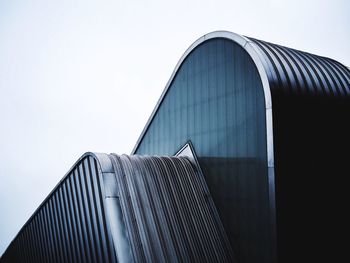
top-left (107, 153), bottom-right (235, 262)
top-left (248, 37), bottom-right (350, 95)
top-left (132, 31), bottom-right (350, 155)
top-left (1, 152), bottom-right (235, 262)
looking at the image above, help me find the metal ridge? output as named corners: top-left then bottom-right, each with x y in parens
top-left (1, 152), bottom-right (235, 262)
top-left (107, 153), bottom-right (235, 262)
top-left (248, 37), bottom-right (350, 95)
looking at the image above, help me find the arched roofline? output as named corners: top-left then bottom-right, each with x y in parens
top-left (6, 152), bottom-right (112, 244)
top-left (131, 32), bottom-right (277, 260)
top-left (132, 31), bottom-right (274, 168)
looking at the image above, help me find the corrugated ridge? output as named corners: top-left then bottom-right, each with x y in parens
top-left (109, 154), bottom-right (235, 263)
top-left (248, 37), bottom-right (350, 96)
top-left (0, 155), bottom-right (116, 263)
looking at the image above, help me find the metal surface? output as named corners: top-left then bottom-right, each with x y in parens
top-left (248, 37), bottom-right (350, 95)
top-left (1, 152), bottom-right (234, 263)
top-left (131, 30), bottom-right (350, 168)
top-left (130, 32), bottom-right (349, 262)
top-left (2, 31), bottom-right (349, 263)
top-left (0, 153), bottom-right (116, 263)
top-left (107, 153), bottom-right (235, 262)
top-left (134, 37), bottom-right (273, 263)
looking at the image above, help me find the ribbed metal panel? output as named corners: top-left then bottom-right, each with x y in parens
top-left (1, 154), bottom-right (116, 263)
top-left (247, 37), bottom-right (350, 95)
top-left (4, 31), bottom-right (347, 263)
top-left (107, 154), bottom-right (235, 263)
top-left (1, 153), bottom-right (234, 262)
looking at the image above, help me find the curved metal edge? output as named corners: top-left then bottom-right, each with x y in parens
top-left (2, 153), bottom-right (105, 243)
top-left (27, 152), bottom-right (111, 219)
top-left (86, 153), bottom-right (133, 262)
top-left (0, 152), bottom-right (101, 257)
top-left (131, 31), bottom-right (273, 166)
top-left (2, 152), bottom-right (133, 262)
top-left (130, 30), bottom-right (277, 261)
top-left (96, 153), bottom-right (134, 263)
top-left (85, 153), bottom-right (134, 262)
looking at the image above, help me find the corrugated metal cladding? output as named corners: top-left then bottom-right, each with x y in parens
top-left (107, 154), bottom-right (234, 263)
top-left (1, 153), bottom-right (234, 263)
top-left (247, 37), bottom-right (350, 95)
top-left (1, 154), bottom-right (116, 263)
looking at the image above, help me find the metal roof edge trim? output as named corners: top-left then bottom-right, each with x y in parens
top-left (130, 31), bottom-right (274, 167)
top-left (1, 152), bottom-right (113, 258)
top-left (129, 31), bottom-right (277, 262)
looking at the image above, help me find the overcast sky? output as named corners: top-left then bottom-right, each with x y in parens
top-left (0, 0), bottom-right (349, 255)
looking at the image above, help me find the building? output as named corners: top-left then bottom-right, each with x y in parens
top-left (1, 31), bottom-right (349, 263)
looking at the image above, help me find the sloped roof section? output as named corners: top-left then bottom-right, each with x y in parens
top-left (247, 37), bottom-right (350, 95)
top-left (132, 31), bottom-right (350, 155)
top-left (1, 152), bottom-right (235, 263)
top-left (106, 154), bottom-right (235, 263)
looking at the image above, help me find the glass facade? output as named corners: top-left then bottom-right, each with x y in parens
top-left (135, 39), bottom-right (272, 263)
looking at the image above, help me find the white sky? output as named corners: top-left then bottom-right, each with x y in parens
top-left (0, 0), bottom-right (349, 255)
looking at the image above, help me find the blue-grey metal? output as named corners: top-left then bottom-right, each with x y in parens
top-left (132, 30), bottom-right (350, 162)
top-left (0, 153), bottom-right (116, 263)
top-left (3, 31), bottom-right (348, 263)
top-left (129, 31), bottom-right (350, 262)
top-left (107, 154), bottom-right (235, 262)
top-left (248, 37), bottom-right (350, 95)
top-left (1, 152), bottom-right (234, 263)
